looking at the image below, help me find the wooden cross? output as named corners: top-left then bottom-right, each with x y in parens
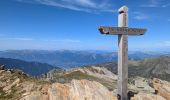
top-left (98, 6), bottom-right (147, 100)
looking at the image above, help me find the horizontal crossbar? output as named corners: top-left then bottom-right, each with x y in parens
top-left (99, 26), bottom-right (147, 35)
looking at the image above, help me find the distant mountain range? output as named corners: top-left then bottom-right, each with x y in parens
top-left (0, 50), bottom-right (168, 68)
top-left (84, 56), bottom-right (170, 81)
top-left (0, 58), bottom-right (61, 76)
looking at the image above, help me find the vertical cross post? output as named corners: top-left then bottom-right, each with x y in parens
top-left (117, 6), bottom-right (128, 100)
top-left (98, 5), bottom-right (147, 100)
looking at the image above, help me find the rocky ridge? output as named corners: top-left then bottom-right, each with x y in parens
top-left (0, 65), bottom-right (116, 100)
top-left (85, 56), bottom-right (170, 81)
top-left (0, 65), bottom-right (170, 100)
top-left (44, 66), bottom-right (118, 90)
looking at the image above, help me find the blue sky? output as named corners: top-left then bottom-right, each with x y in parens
top-left (0, 0), bottom-right (170, 51)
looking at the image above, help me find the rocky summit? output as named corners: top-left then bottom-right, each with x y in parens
top-left (86, 56), bottom-right (170, 81)
top-left (0, 66), bottom-right (116, 100)
top-left (0, 65), bottom-right (170, 100)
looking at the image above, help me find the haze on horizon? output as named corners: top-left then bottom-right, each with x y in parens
top-left (0, 0), bottom-right (170, 51)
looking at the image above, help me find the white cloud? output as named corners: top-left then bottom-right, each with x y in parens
top-left (1, 37), bottom-right (33, 41)
top-left (141, 0), bottom-right (160, 7)
top-left (141, 0), bottom-right (169, 8)
top-left (57, 39), bottom-right (81, 43)
top-left (62, 0), bottom-right (96, 8)
top-left (0, 36), bottom-right (80, 43)
top-left (164, 41), bottom-right (170, 46)
top-left (16, 0), bottom-right (115, 13)
top-left (44, 39), bottom-right (81, 43)
top-left (133, 12), bottom-right (148, 20)
top-left (154, 41), bottom-right (170, 48)
top-left (162, 3), bottom-right (170, 7)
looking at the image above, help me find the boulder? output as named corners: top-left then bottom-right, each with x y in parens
top-left (0, 65), bottom-right (5, 70)
top-left (20, 91), bottom-right (48, 100)
top-left (131, 93), bottom-right (166, 100)
top-left (152, 78), bottom-right (170, 100)
top-left (48, 79), bottom-right (117, 100)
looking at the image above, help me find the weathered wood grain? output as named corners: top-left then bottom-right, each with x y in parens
top-left (99, 27), bottom-right (146, 35)
top-left (117, 7), bottom-right (128, 100)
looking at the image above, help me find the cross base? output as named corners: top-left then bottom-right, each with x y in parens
top-left (117, 91), bottom-right (137, 100)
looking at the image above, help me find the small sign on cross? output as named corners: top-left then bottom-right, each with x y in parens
top-left (99, 27), bottom-right (146, 35)
top-left (98, 6), bottom-right (147, 100)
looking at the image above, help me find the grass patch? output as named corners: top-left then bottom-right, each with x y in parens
top-left (0, 86), bottom-right (19, 100)
top-left (52, 70), bottom-right (117, 91)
